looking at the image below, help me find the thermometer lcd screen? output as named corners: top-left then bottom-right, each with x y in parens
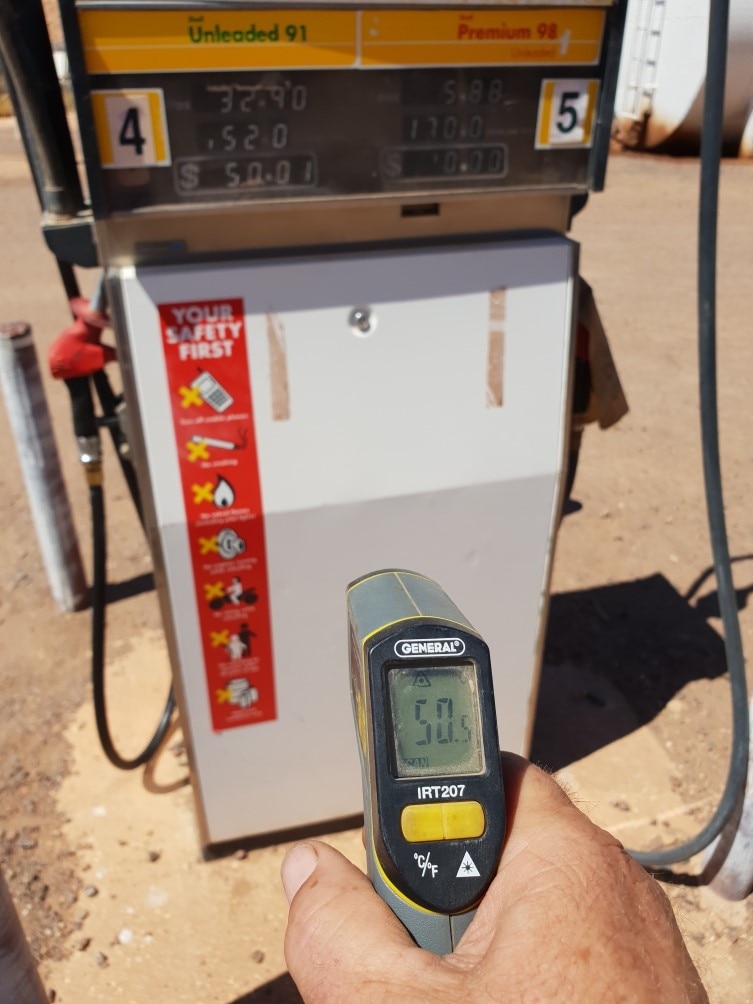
top-left (388, 664), bottom-right (484, 778)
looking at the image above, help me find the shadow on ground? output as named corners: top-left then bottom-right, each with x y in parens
top-left (532, 572), bottom-right (732, 770)
top-left (229, 973), bottom-right (302, 1004)
top-left (107, 571), bottom-right (155, 604)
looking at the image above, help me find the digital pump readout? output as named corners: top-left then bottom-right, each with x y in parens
top-left (93, 66), bottom-right (598, 211)
top-left (388, 664), bottom-right (484, 778)
top-left (177, 71), bottom-right (509, 196)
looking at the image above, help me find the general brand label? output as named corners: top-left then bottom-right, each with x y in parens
top-left (394, 638), bottom-right (466, 658)
top-left (158, 297), bottom-right (277, 732)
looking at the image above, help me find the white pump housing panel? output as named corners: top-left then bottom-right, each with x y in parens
top-left (113, 236), bottom-right (576, 844)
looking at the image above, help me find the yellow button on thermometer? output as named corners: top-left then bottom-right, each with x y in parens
top-left (401, 800), bottom-right (486, 842)
top-left (348, 569), bottom-right (505, 954)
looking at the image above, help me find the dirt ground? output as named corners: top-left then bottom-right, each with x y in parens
top-left (1, 113), bottom-right (752, 1002)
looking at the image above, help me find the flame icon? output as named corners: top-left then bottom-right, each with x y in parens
top-left (213, 476), bottom-right (235, 509)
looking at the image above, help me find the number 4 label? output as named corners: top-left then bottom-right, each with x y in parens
top-left (535, 79), bottom-right (599, 150)
top-left (90, 89), bottom-right (171, 169)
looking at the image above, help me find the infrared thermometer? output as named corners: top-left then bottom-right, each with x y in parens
top-left (348, 569), bottom-right (505, 955)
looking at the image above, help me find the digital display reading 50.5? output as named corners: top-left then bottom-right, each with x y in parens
top-left (389, 664), bottom-right (484, 778)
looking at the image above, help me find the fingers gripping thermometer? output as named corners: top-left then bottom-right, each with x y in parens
top-left (348, 570), bottom-right (505, 955)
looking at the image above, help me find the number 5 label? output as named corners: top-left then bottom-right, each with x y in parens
top-left (535, 79), bottom-right (599, 149)
top-left (90, 89), bottom-right (171, 169)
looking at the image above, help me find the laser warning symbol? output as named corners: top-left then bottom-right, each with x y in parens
top-left (457, 852), bottom-right (480, 878)
top-left (413, 672), bottom-right (431, 688)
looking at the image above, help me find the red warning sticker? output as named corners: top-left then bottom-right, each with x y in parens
top-left (158, 298), bottom-right (276, 731)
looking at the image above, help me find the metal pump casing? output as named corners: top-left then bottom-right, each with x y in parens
top-left (60, 0), bottom-right (625, 845)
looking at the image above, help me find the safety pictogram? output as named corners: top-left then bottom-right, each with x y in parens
top-left (179, 384), bottom-right (204, 409)
top-left (196, 527), bottom-right (248, 559)
top-left (186, 430), bottom-right (247, 463)
top-left (216, 678), bottom-right (259, 709)
top-left (187, 439), bottom-right (210, 462)
top-left (191, 476), bottom-right (236, 509)
top-left (192, 481), bottom-right (213, 504)
top-left (217, 527), bottom-right (246, 559)
top-left (160, 297), bottom-right (276, 731)
top-left (199, 534), bottom-right (219, 555)
top-left (222, 624), bottom-right (257, 660)
top-left (207, 576), bottom-right (258, 610)
top-left (191, 371), bottom-right (234, 412)
top-left (456, 852), bottom-right (480, 878)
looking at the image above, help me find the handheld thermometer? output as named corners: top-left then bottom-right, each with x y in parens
top-left (348, 569), bottom-right (505, 955)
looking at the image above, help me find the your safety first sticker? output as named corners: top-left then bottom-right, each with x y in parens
top-left (159, 298), bottom-right (277, 731)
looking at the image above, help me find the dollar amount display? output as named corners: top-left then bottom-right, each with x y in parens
top-left (382, 145), bottom-right (507, 182)
top-left (176, 154), bottom-right (316, 193)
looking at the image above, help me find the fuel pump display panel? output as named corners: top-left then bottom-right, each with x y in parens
top-left (89, 64), bottom-right (605, 212)
top-left (389, 664), bottom-right (485, 778)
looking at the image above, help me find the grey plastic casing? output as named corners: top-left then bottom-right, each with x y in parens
top-left (348, 568), bottom-right (496, 954)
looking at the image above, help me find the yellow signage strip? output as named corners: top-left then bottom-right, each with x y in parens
top-left (80, 8), bottom-right (605, 75)
top-left (89, 91), bottom-right (114, 163)
top-left (79, 9), bottom-right (358, 74)
top-left (360, 9), bottom-right (605, 67)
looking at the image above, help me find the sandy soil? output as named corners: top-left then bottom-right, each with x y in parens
top-left (1, 114), bottom-right (752, 1002)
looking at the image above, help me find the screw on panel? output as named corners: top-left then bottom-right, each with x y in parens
top-left (348, 306), bottom-right (377, 337)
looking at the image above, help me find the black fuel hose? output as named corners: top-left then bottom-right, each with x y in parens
top-left (64, 375), bottom-right (175, 770)
top-left (90, 475), bottom-right (176, 770)
top-left (91, 368), bottom-right (144, 522)
top-left (628, 0), bottom-right (749, 870)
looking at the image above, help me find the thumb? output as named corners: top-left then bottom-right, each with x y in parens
top-left (281, 840), bottom-right (420, 1004)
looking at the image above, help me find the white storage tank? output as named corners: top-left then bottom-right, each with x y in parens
top-left (613, 0), bottom-right (753, 155)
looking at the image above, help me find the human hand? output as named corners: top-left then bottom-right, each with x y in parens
top-left (281, 753), bottom-right (707, 1003)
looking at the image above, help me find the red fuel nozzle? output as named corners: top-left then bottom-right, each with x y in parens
top-left (48, 297), bottom-right (116, 380)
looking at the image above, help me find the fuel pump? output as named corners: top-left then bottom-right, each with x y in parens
top-left (51, 0), bottom-right (628, 847)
